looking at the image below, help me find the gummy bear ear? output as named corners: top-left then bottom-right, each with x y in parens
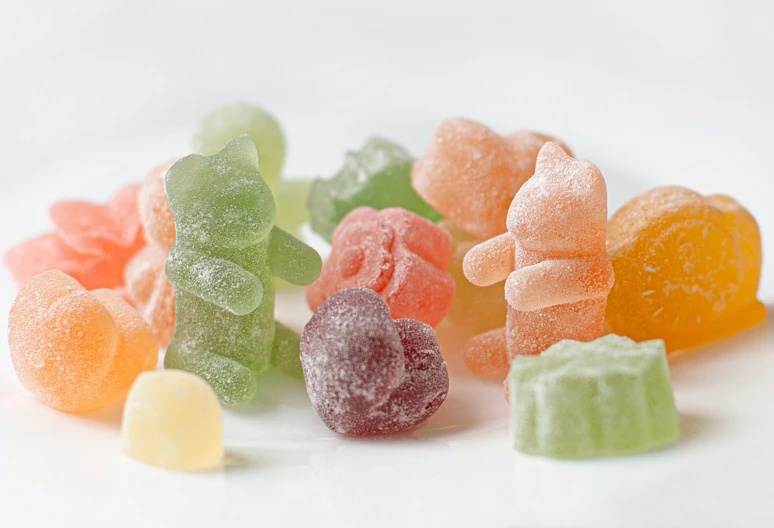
top-left (165, 154), bottom-right (210, 196)
top-left (214, 135), bottom-right (261, 172)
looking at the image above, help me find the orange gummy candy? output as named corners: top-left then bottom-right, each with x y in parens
top-left (606, 186), bottom-right (766, 352)
top-left (8, 270), bottom-right (158, 412)
top-left (412, 118), bottom-right (571, 240)
top-left (4, 184), bottom-right (145, 291)
top-left (440, 220), bottom-right (507, 335)
top-left (125, 160), bottom-right (178, 347)
top-left (462, 143), bottom-right (614, 378)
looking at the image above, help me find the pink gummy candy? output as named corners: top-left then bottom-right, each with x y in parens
top-left (306, 207), bottom-right (455, 327)
top-left (125, 159), bottom-right (179, 347)
top-left (300, 288), bottom-right (449, 436)
top-left (4, 184), bottom-right (145, 291)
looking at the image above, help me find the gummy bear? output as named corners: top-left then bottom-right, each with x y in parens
top-left (463, 143), bottom-right (614, 378)
top-left (509, 335), bottom-right (679, 459)
top-left (301, 288), bottom-right (449, 436)
top-left (306, 207), bottom-right (454, 327)
top-left (412, 117), bottom-right (571, 240)
top-left (274, 179), bottom-right (312, 237)
top-left (125, 159), bottom-right (178, 348)
top-left (308, 137), bottom-right (441, 241)
top-left (8, 270), bottom-right (158, 412)
top-left (123, 370), bottom-right (224, 471)
top-left (4, 184), bottom-right (145, 291)
top-left (164, 135), bottom-right (322, 405)
top-left (192, 102), bottom-right (286, 189)
top-left (441, 220), bottom-right (507, 334)
top-left (606, 186), bottom-right (766, 352)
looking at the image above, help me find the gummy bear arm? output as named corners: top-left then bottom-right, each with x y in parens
top-left (268, 227), bottom-right (323, 286)
top-left (505, 256), bottom-right (615, 312)
top-left (462, 233), bottom-right (515, 286)
top-left (165, 245), bottom-right (263, 316)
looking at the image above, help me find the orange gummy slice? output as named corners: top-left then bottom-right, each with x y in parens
top-left (606, 186), bottom-right (766, 352)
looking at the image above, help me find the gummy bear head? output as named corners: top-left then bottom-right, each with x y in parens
top-left (507, 142), bottom-right (608, 255)
top-left (165, 135), bottom-right (276, 249)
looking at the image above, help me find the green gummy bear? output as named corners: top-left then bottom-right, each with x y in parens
top-left (274, 179), bottom-right (311, 237)
top-left (509, 335), bottom-right (680, 459)
top-left (192, 103), bottom-right (286, 189)
top-left (164, 135), bottom-right (322, 406)
top-left (307, 137), bottom-right (442, 241)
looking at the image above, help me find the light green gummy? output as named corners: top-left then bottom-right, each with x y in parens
top-left (307, 137), bottom-right (442, 241)
top-left (164, 135), bottom-right (321, 406)
top-left (274, 179), bottom-right (311, 237)
top-left (192, 103), bottom-right (286, 189)
top-left (509, 335), bottom-right (680, 459)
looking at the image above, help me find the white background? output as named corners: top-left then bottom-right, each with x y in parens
top-left (1, 1), bottom-right (773, 527)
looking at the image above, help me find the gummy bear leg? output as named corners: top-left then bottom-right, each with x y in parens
top-left (271, 321), bottom-right (303, 379)
top-left (463, 327), bottom-right (509, 380)
top-left (164, 342), bottom-right (257, 406)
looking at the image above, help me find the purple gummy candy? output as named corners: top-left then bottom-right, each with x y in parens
top-left (300, 288), bottom-right (449, 436)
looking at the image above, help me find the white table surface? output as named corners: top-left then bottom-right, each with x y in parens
top-left (1, 2), bottom-right (773, 527)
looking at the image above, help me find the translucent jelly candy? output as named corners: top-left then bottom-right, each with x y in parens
top-left (606, 186), bottom-right (765, 352)
top-left (192, 103), bottom-right (286, 189)
top-left (463, 143), bottom-right (614, 378)
top-left (164, 135), bottom-right (322, 406)
top-left (301, 288), bottom-right (449, 436)
top-left (308, 137), bottom-right (441, 241)
top-left (274, 179), bottom-right (312, 237)
top-left (441, 220), bottom-right (507, 334)
top-left (126, 159), bottom-right (178, 347)
top-left (306, 207), bottom-right (454, 327)
top-left (412, 118), bottom-right (571, 240)
top-left (123, 370), bottom-right (223, 471)
top-left (8, 270), bottom-right (158, 412)
top-left (509, 335), bottom-right (679, 458)
top-left (4, 184), bottom-right (145, 291)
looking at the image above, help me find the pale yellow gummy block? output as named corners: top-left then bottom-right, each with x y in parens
top-left (122, 370), bottom-right (224, 471)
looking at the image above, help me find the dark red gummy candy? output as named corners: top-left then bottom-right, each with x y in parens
top-left (300, 288), bottom-right (449, 435)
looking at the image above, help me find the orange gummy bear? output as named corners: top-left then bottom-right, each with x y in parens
top-left (462, 143), bottom-right (614, 379)
top-left (440, 220), bottom-right (507, 335)
top-left (8, 270), bottom-right (158, 412)
top-left (412, 118), bottom-right (571, 240)
top-left (125, 159), bottom-right (178, 347)
top-left (606, 186), bottom-right (766, 352)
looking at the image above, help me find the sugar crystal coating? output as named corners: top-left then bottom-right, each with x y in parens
top-left (122, 370), bottom-right (223, 471)
top-left (606, 186), bottom-right (765, 351)
top-left (4, 184), bottom-right (145, 291)
top-left (308, 137), bottom-right (441, 241)
top-left (412, 118), bottom-right (571, 240)
top-left (462, 143), bottom-right (614, 378)
top-left (306, 207), bottom-right (454, 327)
top-left (164, 136), bottom-right (322, 405)
top-left (300, 288), bottom-right (448, 436)
top-left (8, 270), bottom-right (158, 412)
top-left (192, 103), bottom-right (286, 189)
top-left (509, 335), bottom-right (679, 458)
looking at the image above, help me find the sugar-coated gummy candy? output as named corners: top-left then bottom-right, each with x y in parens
top-left (164, 136), bottom-right (322, 406)
top-left (441, 220), bottom-right (507, 334)
top-left (606, 186), bottom-right (765, 352)
top-left (4, 184), bottom-right (145, 291)
top-left (126, 160), bottom-right (178, 347)
top-left (463, 143), bottom-right (614, 378)
top-left (122, 370), bottom-right (224, 471)
top-left (306, 207), bottom-right (454, 327)
top-left (192, 103), bottom-right (286, 189)
top-left (301, 288), bottom-right (449, 436)
top-left (308, 137), bottom-right (441, 241)
top-left (8, 270), bottom-right (158, 412)
top-left (509, 335), bottom-right (680, 458)
top-left (412, 118), bottom-right (571, 240)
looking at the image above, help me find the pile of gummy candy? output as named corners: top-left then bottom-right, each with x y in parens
top-left (4, 103), bottom-right (766, 470)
